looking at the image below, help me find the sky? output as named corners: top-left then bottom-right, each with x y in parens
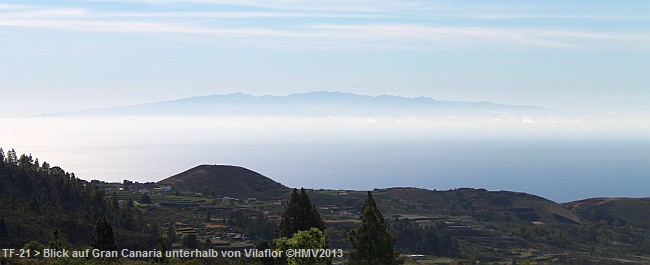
top-left (1, 0), bottom-right (649, 116)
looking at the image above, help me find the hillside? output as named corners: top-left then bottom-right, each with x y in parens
top-left (565, 197), bottom-right (650, 229)
top-left (158, 165), bottom-right (291, 200)
top-left (0, 148), bottom-right (155, 250)
top-left (308, 187), bottom-right (581, 225)
top-left (372, 188), bottom-right (581, 224)
top-left (157, 164), bottom-right (583, 226)
top-left (2, 154), bottom-right (649, 263)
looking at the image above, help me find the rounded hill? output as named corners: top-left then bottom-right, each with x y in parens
top-left (565, 197), bottom-right (650, 229)
top-left (158, 165), bottom-right (291, 200)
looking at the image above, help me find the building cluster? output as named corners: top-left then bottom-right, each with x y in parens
top-left (91, 179), bottom-right (172, 193)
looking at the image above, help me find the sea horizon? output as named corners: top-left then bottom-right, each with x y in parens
top-left (2, 112), bottom-right (647, 203)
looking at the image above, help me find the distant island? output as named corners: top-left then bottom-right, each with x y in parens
top-left (44, 91), bottom-right (544, 117)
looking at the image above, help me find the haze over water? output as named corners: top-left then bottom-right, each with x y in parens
top-left (2, 114), bottom-right (648, 203)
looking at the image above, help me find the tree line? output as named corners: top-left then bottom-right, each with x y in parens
top-left (0, 148), bottom-right (155, 250)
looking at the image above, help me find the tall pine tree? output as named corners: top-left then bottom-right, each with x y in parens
top-left (349, 192), bottom-right (401, 265)
top-left (276, 188), bottom-right (325, 238)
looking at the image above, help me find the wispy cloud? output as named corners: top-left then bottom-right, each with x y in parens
top-left (0, 18), bottom-right (294, 37)
top-left (301, 24), bottom-right (648, 47)
top-left (477, 14), bottom-right (650, 21)
top-left (96, 11), bottom-right (383, 19)
top-left (85, 0), bottom-right (650, 21)
top-left (3, 7), bottom-right (90, 17)
top-left (86, 0), bottom-right (421, 13)
top-left (1, 3), bottom-right (648, 49)
top-left (0, 4), bottom-right (24, 10)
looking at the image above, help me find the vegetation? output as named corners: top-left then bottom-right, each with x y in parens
top-left (0, 148), bottom-right (154, 250)
top-left (276, 188), bottom-right (326, 238)
top-left (256, 188), bottom-right (331, 265)
top-left (389, 218), bottom-right (458, 257)
top-left (2, 147), bottom-right (650, 264)
top-left (274, 228), bottom-right (329, 265)
top-left (92, 217), bottom-right (118, 251)
top-left (348, 192), bottom-right (401, 265)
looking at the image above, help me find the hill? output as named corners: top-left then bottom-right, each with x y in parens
top-left (565, 197), bottom-right (650, 229)
top-left (308, 187), bottom-right (581, 225)
top-left (158, 165), bottom-right (291, 200)
top-left (371, 188), bottom-right (581, 224)
top-left (157, 164), bottom-right (582, 226)
top-left (45, 91), bottom-right (544, 117)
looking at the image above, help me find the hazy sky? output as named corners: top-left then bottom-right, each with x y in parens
top-left (1, 0), bottom-right (649, 116)
top-left (1, 1), bottom-right (649, 200)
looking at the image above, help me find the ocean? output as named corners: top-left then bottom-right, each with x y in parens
top-left (1, 115), bottom-right (648, 202)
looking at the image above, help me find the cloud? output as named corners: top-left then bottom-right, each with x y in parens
top-left (96, 11), bottom-right (383, 19)
top-left (477, 14), bottom-right (650, 21)
top-left (0, 4), bottom-right (24, 10)
top-left (1, 3), bottom-right (648, 49)
top-left (85, 0), bottom-right (650, 22)
top-left (85, 0), bottom-right (420, 13)
top-left (301, 24), bottom-right (649, 47)
top-left (0, 18), bottom-right (295, 37)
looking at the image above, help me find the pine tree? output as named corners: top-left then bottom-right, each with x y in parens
top-left (6, 149), bottom-right (17, 166)
top-left (0, 148), bottom-right (5, 171)
top-left (40, 161), bottom-right (50, 175)
top-left (276, 188), bottom-right (325, 238)
top-left (92, 217), bottom-right (117, 251)
top-left (348, 192), bottom-right (401, 265)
